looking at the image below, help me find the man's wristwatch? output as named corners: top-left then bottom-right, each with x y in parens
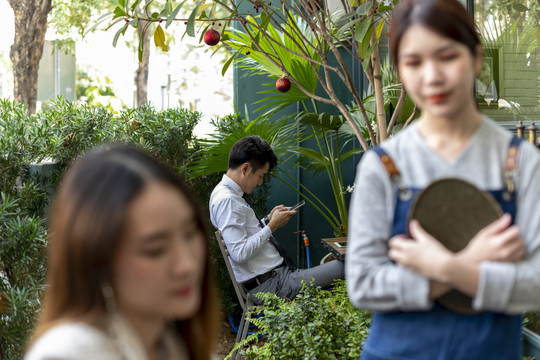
top-left (262, 216), bottom-right (269, 224)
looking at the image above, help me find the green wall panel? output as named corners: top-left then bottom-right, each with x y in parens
top-left (233, 41), bottom-right (367, 266)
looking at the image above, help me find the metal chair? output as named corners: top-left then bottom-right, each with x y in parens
top-left (215, 230), bottom-right (256, 359)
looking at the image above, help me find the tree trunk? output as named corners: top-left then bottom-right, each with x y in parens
top-left (135, 20), bottom-right (151, 107)
top-left (8, 0), bottom-right (52, 115)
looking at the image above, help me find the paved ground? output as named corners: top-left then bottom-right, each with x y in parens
top-left (216, 321), bottom-right (238, 359)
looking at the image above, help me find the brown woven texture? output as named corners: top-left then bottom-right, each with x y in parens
top-left (408, 178), bottom-right (503, 314)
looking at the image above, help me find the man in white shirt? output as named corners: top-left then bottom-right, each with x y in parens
top-left (210, 136), bottom-right (344, 304)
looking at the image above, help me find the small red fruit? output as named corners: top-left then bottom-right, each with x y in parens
top-left (276, 76), bottom-right (291, 92)
top-left (203, 29), bottom-right (221, 46)
top-left (0, 293), bottom-right (8, 313)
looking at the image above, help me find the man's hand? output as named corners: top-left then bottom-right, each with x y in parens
top-left (267, 207), bottom-right (297, 232)
top-left (267, 205), bottom-right (288, 222)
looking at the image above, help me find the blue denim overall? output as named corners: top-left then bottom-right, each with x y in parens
top-left (361, 137), bottom-right (523, 360)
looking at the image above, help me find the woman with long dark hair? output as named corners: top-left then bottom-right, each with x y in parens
top-left (346, 0), bottom-right (540, 358)
top-left (25, 144), bottom-right (219, 360)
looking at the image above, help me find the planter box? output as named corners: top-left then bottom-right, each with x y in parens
top-left (523, 327), bottom-right (540, 358)
top-left (29, 159), bottom-right (60, 197)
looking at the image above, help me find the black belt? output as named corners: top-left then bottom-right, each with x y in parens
top-left (242, 263), bottom-right (286, 291)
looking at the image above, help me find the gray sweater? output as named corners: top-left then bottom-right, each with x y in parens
top-left (346, 117), bottom-right (540, 314)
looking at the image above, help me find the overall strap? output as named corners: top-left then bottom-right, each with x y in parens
top-left (372, 146), bottom-right (412, 201)
top-left (502, 136), bottom-right (523, 201)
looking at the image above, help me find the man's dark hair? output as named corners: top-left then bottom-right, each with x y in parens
top-left (228, 136), bottom-right (278, 172)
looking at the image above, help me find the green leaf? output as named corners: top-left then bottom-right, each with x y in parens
top-left (250, 33), bottom-right (260, 50)
top-left (357, 24), bottom-right (373, 58)
top-left (107, 0), bottom-right (121, 7)
top-left (299, 112), bottom-right (346, 130)
top-left (222, 52), bottom-right (239, 76)
top-left (151, 12), bottom-right (160, 19)
top-left (186, 4), bottom-right (200, 37)
top-left (362, 44), bottom-right (375, 72)
top-left (144, 0), bottom-right (153, 15)
top-left (165, 0), bottom-right (173, 13)
top-left (130, 0), bottom-right (142, 11)
top-left (112, 22), bottom-right (130, 47)
top-left (260, 12), bottom-right (270, 29)
top-left (377, 5), bottom-right (393, 12)
top-left (198, 23), bottom-right (211, 43)
top-left (356, 2), bottom-right (372, 15)
top-left (159, 8), bottom-right (169, 18)
top-left (354, 19), bottom-right (371, 43)
top-left (112, 6), bottom-right (126, 20)
top-left (104, 17), bottom-right (124, 31)
top-left (118, 0), bottom-right (126, 7)
top-left (512, 3), bottom-right (529, 12)
top-left (85, 12), bottom-right (114, 35)
top-left (128, 17), bottom-right (139, 28)
top-left (166, 0), bottom-right (186, 28)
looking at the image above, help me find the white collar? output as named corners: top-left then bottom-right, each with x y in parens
top-left (222, 174), bottom-right (244, 197)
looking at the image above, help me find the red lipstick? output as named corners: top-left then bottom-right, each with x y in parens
top-left (429, 93), bottom-right (449, 103)
top-left (174, 286), bottom-right (193, 297)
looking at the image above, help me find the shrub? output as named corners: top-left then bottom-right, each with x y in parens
top-left (0, 195), bottom-right (47, 359)
top-left (238, 280), bottom-right (371, 359)
top-left (0, 99), bottom-right (50, 359)
top-left (0, 98), bottom-right (245, 358)
top-left (525, 312), bottom-right (540, 335)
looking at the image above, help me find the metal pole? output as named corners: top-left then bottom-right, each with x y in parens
top-left (527, 122), bottom-right (537, 145)
top-left (516, 120), bottom-right (525, 139)
top-left (54, 45), bottom-right (61, 98)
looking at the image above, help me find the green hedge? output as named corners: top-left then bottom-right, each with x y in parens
top-left (236, 280), bottom-right (370, 359)
top-left (0, 98), bottom-right (243, 359)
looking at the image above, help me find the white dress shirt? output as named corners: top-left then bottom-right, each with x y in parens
top-left (210, 175), bottom-right (283, 283)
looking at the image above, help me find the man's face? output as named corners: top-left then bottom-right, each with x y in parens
top-left (241, 162), bottom-right (270, 194)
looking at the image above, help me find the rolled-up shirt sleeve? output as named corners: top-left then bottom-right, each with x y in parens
top-left (473, 143), bottom-right (540, 313)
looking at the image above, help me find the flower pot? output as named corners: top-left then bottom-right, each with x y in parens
top-left (320, 252), bottom-right (338, 264)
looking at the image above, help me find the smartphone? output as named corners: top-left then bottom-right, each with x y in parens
top-left (289, 200), bottom-right (306, 211)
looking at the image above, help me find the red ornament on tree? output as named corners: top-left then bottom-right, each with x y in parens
top-left (276, 76), bottom-right (291, 92)
top-left (203, 29), bottom-right (221, 46)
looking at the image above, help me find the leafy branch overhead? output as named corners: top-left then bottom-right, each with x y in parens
top-left (99, 0), bottom-right (413, 149)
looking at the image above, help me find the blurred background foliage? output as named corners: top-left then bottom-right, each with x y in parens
top-left (0, 97), bottom-right (247, 359)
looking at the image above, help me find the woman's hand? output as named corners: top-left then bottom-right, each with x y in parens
top-left (459, 213), bottom-right (525, 264)
top-left (389, 216), bottom-right (526, 297)
top-left (388, 220), bottom-right (453, 281)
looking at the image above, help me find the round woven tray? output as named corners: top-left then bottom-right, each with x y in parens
top-left (408, 178), bottom-right (503, 314)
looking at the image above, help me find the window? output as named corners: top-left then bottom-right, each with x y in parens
top-left (474, 0), bottom-right (540, 123)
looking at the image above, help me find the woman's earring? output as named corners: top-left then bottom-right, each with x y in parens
top-left (101, 282), bottom-right (117, 313)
